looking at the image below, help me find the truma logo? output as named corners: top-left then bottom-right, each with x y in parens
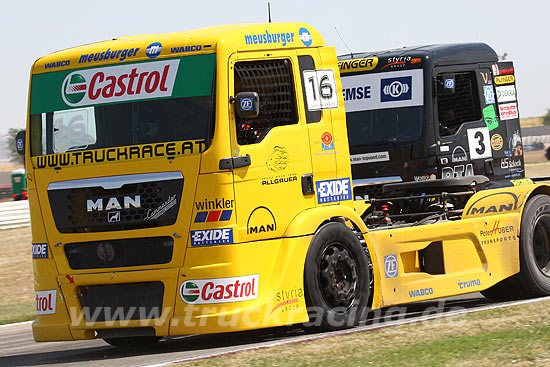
top-left (60, 60), bottom-right (179, 107)
top-left (299, 28), bottom-right (312, 47)
top-left (146, 42), bottom-right (162, 58)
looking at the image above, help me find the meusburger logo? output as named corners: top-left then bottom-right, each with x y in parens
top-left (179, 274), bottom-right (259, 304)
top-left (60, 59), bottom-right (180, 107)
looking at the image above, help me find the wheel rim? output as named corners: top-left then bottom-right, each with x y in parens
top-left (319, 243), bottom-right (358, 309)
top-left (533, 214), bottom-right (550, 275)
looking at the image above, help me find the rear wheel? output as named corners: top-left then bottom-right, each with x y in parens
top-left (304, 222), bottom-right (370, 330)
top-left (103, 336), bottom-right (162, 348)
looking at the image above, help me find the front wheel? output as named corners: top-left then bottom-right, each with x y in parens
top-left (304, 222), bottom-right (370, 330)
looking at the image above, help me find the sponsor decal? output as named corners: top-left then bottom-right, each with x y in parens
top-left (350, 151), bottom-right (389, 165)
top-left (61, 59), bottom-right (179, 107)
top-left (87, 195), bottom-right (140, 212)
top-left (338, 57), bottom-right (378, 73)
top-left (482, 105), bottom-right (499, 131)
top-left (146, 42), bottom-right (162, 58)
top-left (321, 132), bottom-right (334, 152)
top-left (170, 45), bottom-right (202, 54)
top-left (244, 30), bottom-right (295, 46)
top-left (381, 56), bottom-right (414, 70)
top-left (35, 140), bottom-right (206, 168)
top-left (458, 279), bottom-right (481, 289)
top-left (316, 178), bottom-right (352, 204)
top-left (78, 47), bottom-right (140, 64)
top-left (381, 76), bottom-right (412, 102)
top-left (180, 274), bottom-right (259, 304)
top-left (492, 64), bottom-right (514, 76)
top-left (409, 287), bottom-right (433, 298)
top-left (451, 146), bottom-right (468, 163)
top-left (32, 243), bottom-right (48, 259)
top-left (413, 174), bottom-right (436, 182)
top-left (495, 75), bottom-right (515, 85)
top-left (444, 78), bottom-right (455, 89)
top-left (465, 191), bottom-right (518, 216)
top-left (479, 221), bottom-right (516, 244)
top-left (500, 157), bottom-right (523, 170)
top-left (442, 164), bottom-right (474, 179)
top-left (272, 287), bottom-right (303, 313)
top-left (491, 134), bottom-right (503, 151)
top-left (509, 130), bottom-right (523, 157)
top-left (384, 254), bottom-right (398, 278)
top-left (299, 27), bottom-right (312, 47)
top-left (36, 290), bottom-right (57, 315)
top-left (45, 60), bottom-right (70, 69)
top-left (191, 228), bottom-right (234, 246)
top-left (483, 85), bottom-right (495, 104)
top-left (144, 194), bottom-right (177, 220)
top-left (341, 69), bottom-right (423, 112)
top-left (195, 197), bottom-right (235, 211)
top-left (481, 71), bottom-right (492, 84)
top-left (194, 210), bottom-right (232, 223)
top-left (240, 98), bottom-right (253, 111)
top-left (247, 206), bottom-right (276, 235)
top-left (511, 179), bottom-right (533, 186)
top-left (499, 102), bottom-right (518, 120)
top-left (266, 146), bottom-right (289, 171)
top-left (496, 85), bottom-right (516, 102)
top-left (262, 173), bottom-right (298, 186)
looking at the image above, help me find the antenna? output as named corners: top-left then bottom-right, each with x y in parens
top-left (268, 2), bottom-right (272, 23)
top-left (335, 27), bottom-right (353, 58)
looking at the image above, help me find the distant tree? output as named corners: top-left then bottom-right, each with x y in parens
top-left (6, 128), bottom-right (25, 166)
top-left (544, 109), bottom-right (550, 126)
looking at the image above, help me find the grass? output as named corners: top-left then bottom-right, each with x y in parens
top-left (179, 300), bottom-right (550, 367)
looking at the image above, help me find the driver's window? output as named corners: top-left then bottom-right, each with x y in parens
top-left (234, 59), bottom-right (298, 145)
top-left (52, 107), bottom-right (97, 153)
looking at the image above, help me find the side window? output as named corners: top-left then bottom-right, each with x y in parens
top-left (436, 71), bottom-right (481, 136)
top-left (234, 59), bottom-right (298, 145)
top-left (298, 55), bottom-right (321, 123)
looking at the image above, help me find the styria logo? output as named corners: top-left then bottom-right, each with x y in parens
top-left (380, 76), bottom-right (412, 102)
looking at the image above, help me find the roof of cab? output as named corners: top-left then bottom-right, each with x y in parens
top-left (33, 23), bottom-right (323, 74)
top-left (338, 43), bottom-right (498, 67)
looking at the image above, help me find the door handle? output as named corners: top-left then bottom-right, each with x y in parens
top-left (219, 154), bottom-right (251, 170)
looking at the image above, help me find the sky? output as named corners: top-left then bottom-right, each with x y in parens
top-left (1, 0), bottom-right (548, 136)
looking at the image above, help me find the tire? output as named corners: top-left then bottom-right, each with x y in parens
top-left (103, 336), bottom-right (162, 348)
top-left (513, 194), bottom-right (550, 297)
top-left (304, 222), bottom-right (370, 330)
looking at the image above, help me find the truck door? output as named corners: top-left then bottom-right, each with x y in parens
top-left (228, 51), bottom-right (316, 243)
top-left (433, 66), bottom-right (494, 179)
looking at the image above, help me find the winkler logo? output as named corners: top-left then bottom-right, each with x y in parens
top-left (62, 74), bottom-right (87, 104)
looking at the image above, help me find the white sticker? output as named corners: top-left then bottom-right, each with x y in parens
top-left (341, 69), bottom-right (424, 112)
top-left (499, 102), bottom-right (519, 120)
top-left (303, 69), bottom-right (338, 111)
top-left (495, 85), bottom-right (516, 103)
top-left (350, 151), bottom-right (390, 165)
top-left (467, 127), bottom-right (492, 160)
top-left (36, 290), bottom-right (57, 315)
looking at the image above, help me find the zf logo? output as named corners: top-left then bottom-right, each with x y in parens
top-left (384, 254), bottom-right (398, 278)
top-left (381, 76), bottom-right (412, 102)
top-left (240, 98), bottom-right (253, 111)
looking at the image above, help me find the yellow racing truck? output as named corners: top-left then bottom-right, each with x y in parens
top-left (19, 22), bottom-right (550, 347)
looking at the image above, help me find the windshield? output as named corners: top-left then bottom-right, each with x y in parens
top-left (346, 106), bottom-right (423, 148)
top-left (29, 54), bottom-right (215, 161)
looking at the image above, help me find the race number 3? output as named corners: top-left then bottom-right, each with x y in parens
top-left (303, 69), bottom-right (338, 111)
top-left (467, 127), bottom-right (492, 160)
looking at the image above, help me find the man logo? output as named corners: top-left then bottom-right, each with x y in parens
top-left (181, 281), bottom-right (200, 302)
top-left (108, 211), bottom-right (121, 222)
top-left (240, 98), bottom-right (253, 111)
top-left (62, 74), bottom-right (87, 104)
top-left (146, 42), bottom-right (162, 58)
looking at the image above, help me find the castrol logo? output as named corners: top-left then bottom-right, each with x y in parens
top-left (35, 290), bottom-right (57, 315)
top-left (180, 274), bottom-right (259, 304)
top-left (61, 59), bottom-right (180, 107)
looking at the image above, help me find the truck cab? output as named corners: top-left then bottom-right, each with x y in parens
top-left (338, 44), bottom-right (524, 201)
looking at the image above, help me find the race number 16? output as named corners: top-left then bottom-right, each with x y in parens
top-left (303, 69), bottom-right (338, 111)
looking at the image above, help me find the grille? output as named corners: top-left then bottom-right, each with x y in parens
top-left (78, 282), bottom-right (164, 322)
top-left (235, 59), bottom-right (298, 144)
top-left (65, 236), bottom-right (173, 270)
top-left (48, 175), bottom-right (183, 233)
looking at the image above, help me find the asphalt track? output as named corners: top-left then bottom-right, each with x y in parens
top-left (3, 293), bottom-right (549, 367)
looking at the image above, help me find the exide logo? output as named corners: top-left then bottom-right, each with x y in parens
top-left (61, 59), bottom-right (180, 107)
top-left (180, 274), bottom-right (259, 304)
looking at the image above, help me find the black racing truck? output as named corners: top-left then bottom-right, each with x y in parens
top-left (338, 44), bottom-right (525, 226)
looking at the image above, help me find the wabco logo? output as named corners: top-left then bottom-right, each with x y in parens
top-left (86, 195), bottom-right (141, 212)
top-left (315, 178), bottom-right (351, 204)
top-left (61, 60), bottom-right (179, 107)
top-left (180, 274), bottom-right (259, 304)
top-left (191, 228), bottom-right (233, 246)
top-left (381, 76), bottom-right (412, 102)
top-left (146, 42), bottom-right (162, 58)
top-left (299, 27), bottom-right (312, 47)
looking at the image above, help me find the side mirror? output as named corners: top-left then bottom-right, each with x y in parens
top-left (15, 130), bottom-right (25, 156)
top-left (441, 73), bottom-right (456, 95)
top-left (234, 92), bottom-right (259, 118)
